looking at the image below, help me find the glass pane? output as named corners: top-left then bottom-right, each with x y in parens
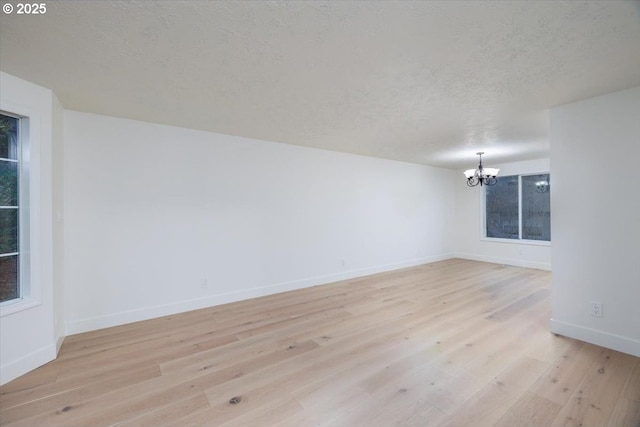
top-left (0, 161), bottom-right (18, 206)
top-left (486, 175), bottom-right (519, 239)
top-left (0, 114), bottom-right (19, 160)
top-left (0, 255), bottom-right (19, 302)
top-left (522, 174), bottom-right (551, 241)
top-left (0, 208), bottom-right (19, 253)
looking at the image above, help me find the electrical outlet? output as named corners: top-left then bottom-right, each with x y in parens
top-left (591, 302), bottom-right (603, 317)
top-left (201, 279), bottom-right (208, 289)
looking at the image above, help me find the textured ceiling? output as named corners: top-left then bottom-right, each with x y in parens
top-left (1, 1), bottom-right (639, 168)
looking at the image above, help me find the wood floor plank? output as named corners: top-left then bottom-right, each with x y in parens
top-left (436, 379), bottom-right (524, 427)
top-left (464, 323), bottom-right (545, 382)
top-left (416, 368), bottom-right (487, 415)
top-left (494, 356), bottom-right (551, 392)
top-left (58, 340), bottom-right (320, 427)
top-left (530, 340), bottom-right (602, 406)
top-left (623, 358), bottom-right (640, 400)
top-left (549, 348), bottom-right (638, 426)
top-left (328, 371), bottom-right (449, 427)
top-left (494, 391), bottom-right (562, 427)
top-left (1, 259), bottom-right (637, 426)
top-left (219, 397), bottom-right (304, 427)
top-left (525, 329), bottom-right (573, 364)
top-left (0, 365), bottom-right (163, 426)
top-left (485, 288), bottom-right (551, 322)
top-left (115, 393), bottom-right (211, 427)
top-left (606, 397), bottom-right (640, 427)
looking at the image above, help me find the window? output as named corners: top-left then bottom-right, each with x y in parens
top-left (0, 112), bottom-right (22, 303)
top-left (485, 173), bottom-right (550, 242)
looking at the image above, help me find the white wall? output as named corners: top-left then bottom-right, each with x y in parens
top-left (550, 86), bottom-right (640, 357)
top-left (64, 111), bottom-right (455, 334)
top-left (454, 158), bottom-right (552, 270)
top-left (0, 73), bottom-right (59, 384)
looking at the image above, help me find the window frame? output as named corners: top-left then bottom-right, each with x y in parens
top-left (0, 111), bottom-right (23, 303)
top-left (0, 104), bottom-right (40, 316)
top-left (480, 172), bottom-right (551, 247)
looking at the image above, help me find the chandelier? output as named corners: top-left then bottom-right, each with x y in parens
top-left (464, 152), bottom-right (499, 187)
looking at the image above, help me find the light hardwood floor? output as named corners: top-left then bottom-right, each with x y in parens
top-left (1, 259), bottom-right (639, 426)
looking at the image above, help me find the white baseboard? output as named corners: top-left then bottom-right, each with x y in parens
top-left (454, 252), bottom-right (551, 271)
top-left (550, 318), bottom-right (640, 357)
top-left (0, 344), bottom-right (57, 386)
top-left (56, 335), bottom-right (65, 354)
top-left (66, 253), bottom-right (454, 335)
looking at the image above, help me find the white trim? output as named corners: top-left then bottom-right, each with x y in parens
top-left (518, 175), bottom-right (523, 240)
top-left (550, 318), bottom-right (640, 358)
top-left (66, 254), bottom-right (454, 334)
top-left (0, 102), bottom-right (41, 312)
top-left (0, 297), bottom-right (41, 317)
top-left (56, 335), bottom-right (65, 355)
top-left (480, 237), bottom-right (551, 247)
top-left (482, 171), bottom-right (551, 244)
top-left (0, 343), bottom-right (56, 385)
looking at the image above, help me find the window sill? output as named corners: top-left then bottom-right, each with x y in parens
top-left (0, 297), bottom-right (41, 317)
top-left (480, 237), bottom-right (551, 247)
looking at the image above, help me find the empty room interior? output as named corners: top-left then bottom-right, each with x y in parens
top-left (1, 1), bottom-right (639, 426)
